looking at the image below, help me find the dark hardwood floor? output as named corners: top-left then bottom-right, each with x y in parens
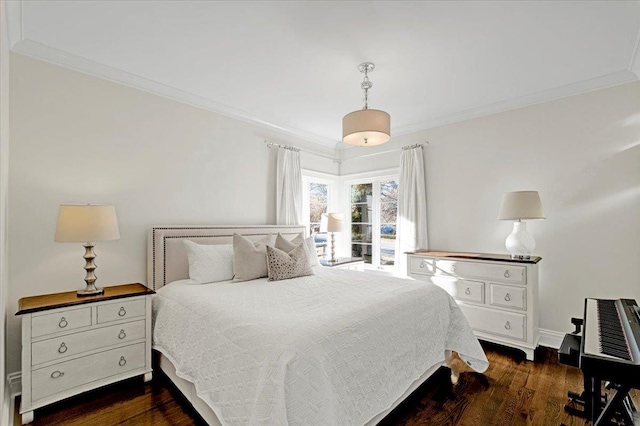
top-left (16, 343), bottom-right (639, 426)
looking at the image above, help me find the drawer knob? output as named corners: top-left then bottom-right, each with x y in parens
top-left (50, 370), bottom-right (64, 379)
top-left (118, 307), bottom-right (127, 317)
top-left (119, 356), bottom-right (127, 367)
top-left (450, 264), bottom-right (456, 273)
top-left (419, 261), bottom-right (426, 269)
top-left (118, 330), bottom-right (126, 340)
top-left (58, 317), bottom-right (68, 328)
top-left (465, 287), bottom-right (471, 295)
top-left (58, 342), bottom-right (68, 354)
top-left (504, 321), bottom-right (511, 330)
top-left (504, 270), bottom-right (510, 278)
top-left (504, 293), bottom-right (511, 302)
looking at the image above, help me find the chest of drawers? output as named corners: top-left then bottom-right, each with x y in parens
top-left (16, 283), bottom-right (155, 425)
top-left (407, 251), bottom-right (541, 361)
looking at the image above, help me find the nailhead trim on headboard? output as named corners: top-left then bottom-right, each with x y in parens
top-left (150, 225), bottom-right (306, 290)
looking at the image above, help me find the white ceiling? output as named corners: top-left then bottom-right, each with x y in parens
top-left (6, 1), bottom-right (640, 148)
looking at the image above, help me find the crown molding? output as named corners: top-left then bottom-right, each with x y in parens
top-left (392, 69), bottom-right (638, 138)
top-left (6, 0), bottom-right (638, 151)
top-left (10, 38), bottom-right (340, 148)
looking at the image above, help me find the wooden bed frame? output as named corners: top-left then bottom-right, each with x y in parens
top-left (147, 225), bottom-right (454, 425)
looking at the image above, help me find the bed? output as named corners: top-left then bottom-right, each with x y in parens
top-left (148, 225), bottom-right (488, 425)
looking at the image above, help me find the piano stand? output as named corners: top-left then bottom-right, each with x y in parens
top-left (559, 322), bottom-right (638, 426)
top-left (593, 383), bottom-right (635, 426)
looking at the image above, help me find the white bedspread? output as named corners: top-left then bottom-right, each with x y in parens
top-left (152, 268), bottom-right (488, 426)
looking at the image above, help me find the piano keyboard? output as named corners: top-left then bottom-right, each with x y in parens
top-left (584, 298), bottom-right (633, 361)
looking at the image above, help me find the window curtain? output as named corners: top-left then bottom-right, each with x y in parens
top-left (396, 146), bottom-right (428, 275)
top-left (276, 147), bottom-right (303, 225)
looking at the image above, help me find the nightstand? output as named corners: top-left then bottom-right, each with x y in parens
top-left (16, 283), bottom-right (155, 425)
top-left (320, 257), bottom-right (365, 271)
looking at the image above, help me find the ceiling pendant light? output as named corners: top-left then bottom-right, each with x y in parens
top-left (342, 62), bottom-right (391, 147)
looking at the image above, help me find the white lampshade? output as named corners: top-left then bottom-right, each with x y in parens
top-left (342, 109), bottom-right (391, 147)
top-left (320, 213), bottom-right (344, 233)
top-left (498, 191), bottom-right (545, 220)
top-left (55, 204), bottom-right (120, 242)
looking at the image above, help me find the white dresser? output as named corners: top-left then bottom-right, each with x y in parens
top-left (16, 283), bottom-right (155, 425)
top-left (407, 251), bottom-right (540, 361)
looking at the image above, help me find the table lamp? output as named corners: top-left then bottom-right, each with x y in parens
top-left (320, 213), bottom-right (344, 263)
top-left (498, 191), bottom-right (545, 259)
top-left (55, 204), bottom-right (120, 296)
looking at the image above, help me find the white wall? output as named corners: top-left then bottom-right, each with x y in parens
top-left (7, 54), bottom-right (339, 373)
top-left (0, 0), bottom-right (10, 418)
top-left (7, 52), bottom-right (640, 374)
top-left (342, 81), bottom-right (640, 338)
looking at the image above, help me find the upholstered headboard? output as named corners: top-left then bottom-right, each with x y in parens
top-left (147, 225), bottom-right (307, 290)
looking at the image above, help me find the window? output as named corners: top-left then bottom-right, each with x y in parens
top-left (302, 172), bottom-right (338, 258)
top-left (379, 180), bottom-right (398, 267)
top-left (346, 174), bottom-right (399, 272)
top-left (350, 183), bottom-right (373, 263)
top-left (309, 182), bottom-right (328, 236)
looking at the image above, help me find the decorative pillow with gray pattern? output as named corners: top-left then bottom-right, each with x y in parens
top-left (266, 243), bottom-right (315, 281)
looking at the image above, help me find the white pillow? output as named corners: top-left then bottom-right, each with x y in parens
top-left (275, 233), bottom-right (320, 267)
top-left (304, 236), bottom-right (321, 267)
top-left (183, 240), bottom-right (234, 284)
top-left (232, 233), bottom-right (276, 281)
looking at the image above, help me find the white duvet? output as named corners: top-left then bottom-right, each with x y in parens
top-left (152, 267), bottom-right (488, 426)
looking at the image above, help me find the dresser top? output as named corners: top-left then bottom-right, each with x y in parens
top-left (407, 250), bottom-right (542, 264)
top-left (16, 283), bottom-right (155, 315)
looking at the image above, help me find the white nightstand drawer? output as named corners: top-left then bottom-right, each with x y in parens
top-left (490, 284), bottom-right (526, 310)
top-left (435, 260), bottom-right (526, 284)
top-left (408, 256), bottom-right (435, 275)
top-left (31, 342), bottom-right (145, 401)
top-left (31, 307), bottom-right (92, 338)
top-left (459, 304), bottom-right (526, 341)
top-left (428, 276), bottom-right (484, 304)
top-left (31, 320), bottom-right (146, 366)
top-left (97, 298), bottom-right (145, 324)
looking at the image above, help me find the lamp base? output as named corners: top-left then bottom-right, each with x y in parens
top-left (330, 232), bottom-right (337, 263)
top-left (77, 286), bottom-right (104, 297)
top-left (505, 220), bottom-right (536, 259)
top-left (78, 242), bottom-right (103, 297)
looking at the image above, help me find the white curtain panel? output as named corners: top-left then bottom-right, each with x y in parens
top-left (397, 146), bottom-right (428, 275)
top-left (276, 148), bottom-right (303, 225)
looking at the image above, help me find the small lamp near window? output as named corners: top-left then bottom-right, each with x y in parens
top-left (320, 213), bottom-right (344, 263)
top-left (498, 191), bottom-right (545, 259)
top-left (55, 204), bottom-right (120, 296)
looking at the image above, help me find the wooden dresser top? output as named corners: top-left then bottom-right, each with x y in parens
top-left (407, 250), bottom-right (542, 264)
top-left (16, 283), bottom-right (155, 315)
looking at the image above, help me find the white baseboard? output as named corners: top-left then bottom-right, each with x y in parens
top-left (539, 328), bottom-right (565, 349)
top-left (6, 372), bottom-right (21, 426)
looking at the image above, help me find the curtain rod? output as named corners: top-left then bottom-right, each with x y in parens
top-left (343, 142), bottom-right (428, 161)
top-left (264, 140), bottom-right (341, 163)
top-left (264, 140), bottom-right (428, 163)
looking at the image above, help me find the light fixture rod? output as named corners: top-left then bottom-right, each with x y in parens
top-left (358, 62), bottom-right (375, 110)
